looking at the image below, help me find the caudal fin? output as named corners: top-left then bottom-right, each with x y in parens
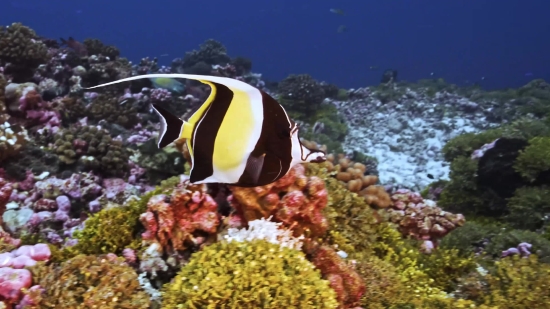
top-left (151, 104), bottom-right (184, 148)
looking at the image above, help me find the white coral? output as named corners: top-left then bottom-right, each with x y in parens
top-left (224, 217), bottom-right (304, 250)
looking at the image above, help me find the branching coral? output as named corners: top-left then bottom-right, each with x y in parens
top-left (140, 179), bottom-right (220, 254)
top-left (161, 239), bottom-right (339, 309)
top-left (83, 38), bottom-right (120, 59)
top-left (229, 164), bottom-right (329, 238)
top-left (33, 254), bottom-right (151, 308)
top-left (52, 124), bottom-right (130, 176)
top-left (178, 39), bottom-right (231, 69)
top-left (0, 23), bottom-right (49, 81)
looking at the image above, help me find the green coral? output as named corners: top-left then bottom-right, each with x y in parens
top-left (137, 139), bottom-right (185, 184)
top-left (514, 136), bottom-right (550, 182)
top-left (278, 74), bottom-right (326, 116)
top-left (34, 254), bottom-right (151, 309)
top-left (440, 220), bottom-right (550, 263)
top-left (302, 104), bottom-right (349, 153)
top-left (439, 117), bottom-right (550, 219)
top-left (506, 186), bottom-right (550, 230)
top-left (162, 239), bottom-right (339, 309)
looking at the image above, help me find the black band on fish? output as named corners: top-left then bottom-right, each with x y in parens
top-left (189, 82), bottom-right (233, 183)
top-left (151, 104), bottom-right (184, 148)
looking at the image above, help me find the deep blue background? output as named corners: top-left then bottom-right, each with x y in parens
top-left (2, 0), bottom-right (549, 90)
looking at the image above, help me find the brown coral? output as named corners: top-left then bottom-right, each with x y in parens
top-left (87, 93), bottom-right (138, 128)
top-left (34, 254), bottom-right (151, 309)
top-left (52, 124), bottom-right (129, 176)
top-left (83, 38), bottom-right (120, 59)
top-left (0, 23), bottom-right (49, 81)
top-left (323, 154), bottom-right (392, 208)
top-left (387, 189), bottom-right (465, 241)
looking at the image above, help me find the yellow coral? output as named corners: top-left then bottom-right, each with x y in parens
top-left (162, 239), bottom-right (339, 309)
top-left (481, 255), bottom-right (550, 308)
top-left (72, 205), bottom-right (141, 255)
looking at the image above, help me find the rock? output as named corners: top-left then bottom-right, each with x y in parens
top-left (2, 208), bottom-right (33, 234)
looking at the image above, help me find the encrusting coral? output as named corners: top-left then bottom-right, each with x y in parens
top-left (161, 239), bottom-right (339, 309)
top-left (324, 154), bottom-right (392, 208)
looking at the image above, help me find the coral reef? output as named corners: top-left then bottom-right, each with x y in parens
top-left (1, 21), bottom-right (550, 309)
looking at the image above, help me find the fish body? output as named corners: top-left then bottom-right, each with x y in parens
top-left (149, 77), bottom-right (185, 93)
top-left (330, 8), bottom-right (345, 15)
top-left (86, 73), bottom-right (326, 187)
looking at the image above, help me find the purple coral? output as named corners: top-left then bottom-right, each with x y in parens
top-left (471, 139), bottom-right (498, 160)
top-left (150, 88), bottom-right (172, 103)
top-left (502, 242), bottom-right (532, 258)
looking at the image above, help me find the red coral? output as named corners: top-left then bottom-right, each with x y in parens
top-left (309, 244), bottom-right (365, 308)
top-left (140, 181), bottom-right (220, 254)
top-left (228, 164), bottom-right (329, 238)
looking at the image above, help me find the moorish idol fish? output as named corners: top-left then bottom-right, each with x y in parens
top-left (86, 73), bottom-right (327, 187)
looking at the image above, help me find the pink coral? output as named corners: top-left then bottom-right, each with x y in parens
top-left (150, 88), bottom-right (172, 103)
top-left (0, 268), bottom-right (32, 304)
top-left (228, 164), bottom-right (329, 237)
top-left (140, 180), bottom-right (220, 254)
top-left (387, 189), bottom-right (465, 241)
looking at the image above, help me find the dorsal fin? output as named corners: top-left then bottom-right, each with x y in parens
top-left (151, 104), bottom-right (184, 148)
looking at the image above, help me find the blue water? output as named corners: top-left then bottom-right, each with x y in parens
top-left (1, 0), bottom-right (548, 89)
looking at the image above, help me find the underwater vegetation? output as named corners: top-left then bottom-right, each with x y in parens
top-left (0, 22), bottom-right (549, 309)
